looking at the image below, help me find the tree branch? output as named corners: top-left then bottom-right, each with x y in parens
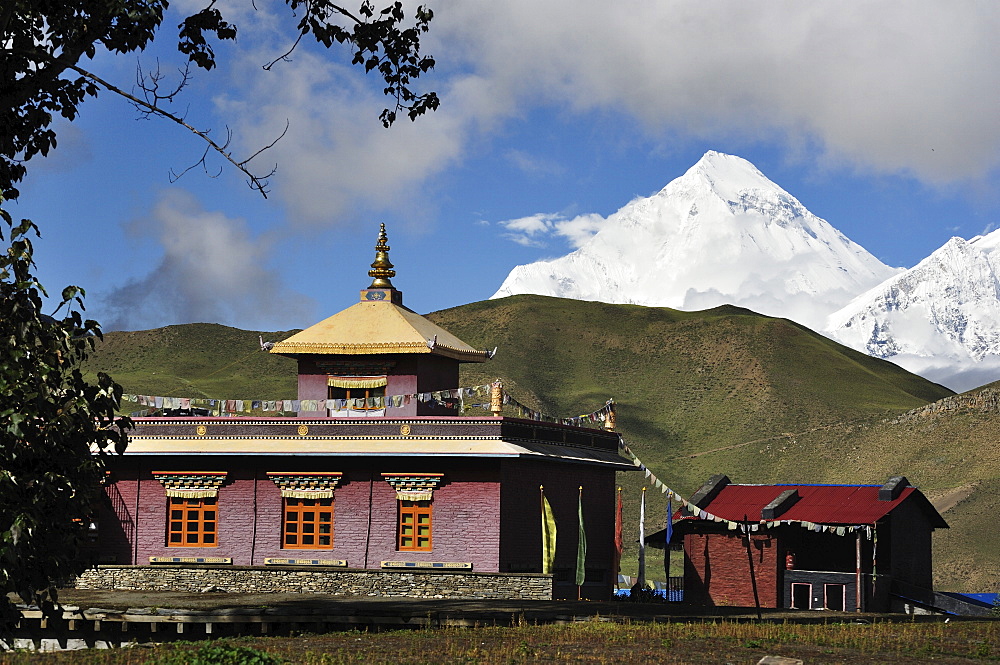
top-left (63, 61), bottom-right (282, 197)
top-left (262, 31), bottom-right (307, 71)
top-left (135, 60), bottom-right (193, 112)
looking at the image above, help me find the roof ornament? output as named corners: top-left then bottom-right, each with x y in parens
top-left (427, 334), bottom-right (437, 350)
top-left (368, 223), bottom-right (396, 289)
top-left (259, 335), bottom-right (275, 351)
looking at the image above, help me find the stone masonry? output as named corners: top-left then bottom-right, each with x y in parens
top-left (75, 565), bottom-right (553, 600)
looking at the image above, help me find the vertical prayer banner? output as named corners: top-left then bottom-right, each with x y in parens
top-left (666, 495), bottom-right (674, 546)
top-left (575, 486), bottom-right (587, 589)
top-left (665, 495), bottom-right (673, 580)
top-left (613, 487), bottom-right (623, 581)
top-left (637, 487), bottom-right (647, 589)
top-left (540, 486), bottom-right (557, 575)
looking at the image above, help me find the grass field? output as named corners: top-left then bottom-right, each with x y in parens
top-left (5, 620), bottom-right (1000, 663)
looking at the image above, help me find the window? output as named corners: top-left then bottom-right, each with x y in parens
top-left (282, 497), bottom-right (334, 549)
top-left (398, 500), bottom-right (432, 551)
top-left (167, 497), bottom-right (217, 547)
top-left (328, 385), bottom-right (385, 410)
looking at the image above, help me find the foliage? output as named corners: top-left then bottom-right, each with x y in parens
top-left (1, 0), bottom-right (439, 199)
top-left (0, 212), bottom-right (131, 616)
top-left (0, 0), bottom-right (438, 623)
top-left (153, 642), bottom-right (284, 665)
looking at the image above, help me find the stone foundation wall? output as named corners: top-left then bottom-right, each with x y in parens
top-left (74, 566), bottom-right (552, 600)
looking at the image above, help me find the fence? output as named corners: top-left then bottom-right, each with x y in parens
top-left (614, 575), bottom-right (684, 602)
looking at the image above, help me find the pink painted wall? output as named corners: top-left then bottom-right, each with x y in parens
top-left (102, 459), bottom-right (503, 572)
top-left (292, 354), bottom-right (463, 418)
top-left (296, 373), bottom-right (329, 417)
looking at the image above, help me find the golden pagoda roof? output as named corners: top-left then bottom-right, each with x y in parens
top-left (269, 300), bottom-right (489, 362)
top-left (271, 224), bottom-right (489, 362)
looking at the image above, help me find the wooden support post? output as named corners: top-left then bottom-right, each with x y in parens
top-left (743, 516), bottom-right (762, 621)
top-left (176, 623), bottom-right (184, 635)
top-left (856, 530), bottom-right (863, 612)
top-left (205, 622), bottom-right (213, 635)
top-left (68, 619), bottom-right (79, 631)
top-left (150, 622), bottom-right (159, 634)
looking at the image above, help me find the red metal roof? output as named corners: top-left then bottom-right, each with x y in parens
top-left (692, 483), bottom-right (934, 526)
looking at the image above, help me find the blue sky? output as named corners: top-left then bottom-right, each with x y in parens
top-left (11, 1), bottom-right (1000, 332)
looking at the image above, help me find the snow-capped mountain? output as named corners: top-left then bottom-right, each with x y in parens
top-left (825, 232), bottom-right (1000, 391)
top-left (492, 151), bottom-right (899, 332)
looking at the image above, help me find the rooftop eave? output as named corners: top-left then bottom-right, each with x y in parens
top-left (97, 437), bottom-right (634, 469)
top-left (269, 341), bottom-right (489, 363)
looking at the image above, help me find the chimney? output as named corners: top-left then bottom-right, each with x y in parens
top-left (762, 489), bottom-right (799, 520)
top-left (687, 474), bottom-right (731, 511)
top-left (879, 476), bottom-right (910, 501)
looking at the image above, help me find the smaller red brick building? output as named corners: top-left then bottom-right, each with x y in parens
top-left (649, 474), bottom-right (947, 612)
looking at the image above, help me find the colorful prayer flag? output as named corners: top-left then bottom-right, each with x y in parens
top-left (541, 487), bottom-right (557, 575)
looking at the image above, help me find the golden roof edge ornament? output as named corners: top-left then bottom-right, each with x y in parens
top-left (368, 223), bottom-right (396, 289)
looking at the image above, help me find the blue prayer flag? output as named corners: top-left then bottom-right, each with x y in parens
top-left (666, 496), bottom-right (673, 547)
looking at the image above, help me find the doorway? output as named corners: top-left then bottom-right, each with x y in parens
top-left (791, 583), bottom-right (812, 609)
top-left (824, 583), bottom-right (846, 611)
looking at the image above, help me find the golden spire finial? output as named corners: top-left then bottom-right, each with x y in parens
top-left (368, 223), bottom-right (396, 289)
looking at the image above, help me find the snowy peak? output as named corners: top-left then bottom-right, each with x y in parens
top-left (491, 150), bottom-right (1000, 391)
top-left (666, 150), bottom-right (787, 205)
top-left (826, 231), bottom-right (1000, 375)
top-left (662, 151), bottom-right (810, 232)
top-left (492, 151), bottom-right (898, 332)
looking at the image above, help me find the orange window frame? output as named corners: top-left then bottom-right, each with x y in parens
top-left (398, 500), bottom-right (432, 551)
top-left (167, 497), bottom-right (218, 547)
top-left (282, 497), bottom-right (334, 549)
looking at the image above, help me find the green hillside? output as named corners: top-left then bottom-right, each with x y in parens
top-left (425, 296), bottom-right (966, 585)
top-left (84, 296), bottom-right (1000, 590)
top-left (82, 323), bottom-right (298, 407)
top-left (427, 296), bottom-right (952, 491)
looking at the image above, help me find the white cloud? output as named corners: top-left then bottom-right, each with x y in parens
top-left (173, 1), bottom-right (1000, 232)
top-left (430, 0), bottom-right (1000, 185)
top-left (500, 213), bottom-right (557, 246)
top-left (498, 212), bottom-right (609, 248)
top-left (101, 190), bottom-right (314, 330)
top-left (213, 44), bottom-right (486, 226)
top-left (553, 213), bottom-right (608, 248)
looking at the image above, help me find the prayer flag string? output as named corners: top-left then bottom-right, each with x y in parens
top-left (120, 386), bottom-right (616, 425)
top-left (615, 436), bottom-right (873, 539)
